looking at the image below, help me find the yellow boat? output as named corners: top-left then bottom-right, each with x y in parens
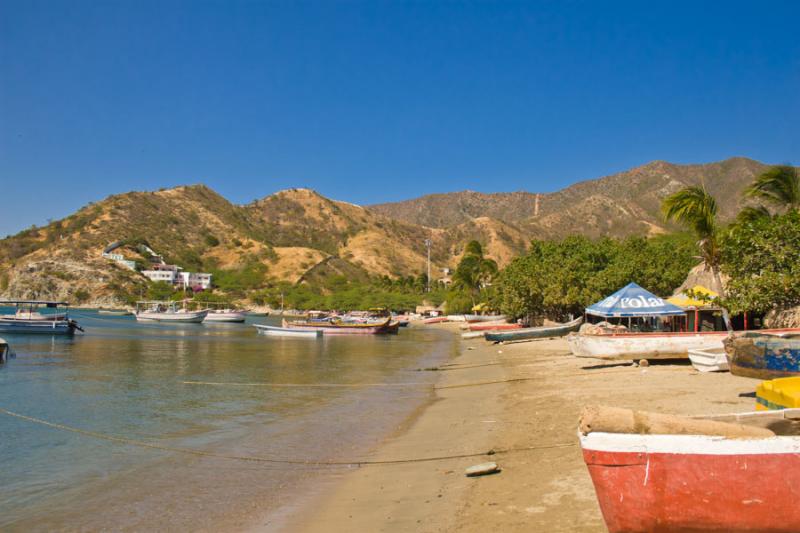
top-left (756, 377), bottom-right (800, 410)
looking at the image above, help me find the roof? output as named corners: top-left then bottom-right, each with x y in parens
top-left (586, 282), bottom-right (685, 317)
top-left (667, 285), bottom-right (720, 308)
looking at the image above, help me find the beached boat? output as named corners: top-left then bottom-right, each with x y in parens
top-left (725, 331), bottom-right (800, 379)
top-left (580, 406), bottom-right (800, 533)
top-left (462, 314), bottom-right (507, 323)
top-left (422, 316), bottom-right (448, 324)
top-left (134, 301), bottom-right (208, 323)
top-left (485, 317), bottom-right (583, 343)
top-left (283, 317), bottom-right (393, 335)
top-left (688, 347), bottom-right (729, 372)
top-left (0, 300), bottom-right (83, 335)
top-left (568, 330), bottom-right (727, 360)
top-left (461, 331), bottom-right (485, 340)
top-left (253, 324), bottom-right (322, 338)
top-left (467, 322), bottom-right (520, 332)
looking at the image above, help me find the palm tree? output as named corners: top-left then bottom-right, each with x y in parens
top-left (744, 165), bottom-right (800, 211)
top-left (662, 185), bottom-right (732, 331)
top-left (452, 241), bottom-right (498, 306)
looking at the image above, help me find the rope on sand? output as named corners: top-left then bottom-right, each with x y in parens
top-left (0, 407), bottom-right (574, 467)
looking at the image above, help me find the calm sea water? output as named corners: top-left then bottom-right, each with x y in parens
top-left (0, 310), bottom-right (456, 531)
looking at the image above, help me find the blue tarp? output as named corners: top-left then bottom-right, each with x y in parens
top-left (586, 282), bottom-right (686, 317)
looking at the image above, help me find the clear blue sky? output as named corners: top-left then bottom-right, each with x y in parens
top-left (2, 0), bottom-right (799, 237)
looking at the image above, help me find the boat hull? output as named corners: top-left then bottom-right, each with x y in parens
top-left (254, 324), bottom-right (322, 338)
top-left (135, 310), bottom-right (208, 323)
top-left (485, 318), bottom-right (583, 343)
top-left (204, 311), bottom-right (247, 323)
top-left (688, 348), bottom-right (729, 372)
top-left (725, 333), bottom-right (800, 380)
top-left (468, 322), bottom-right (520, 332)
top-left (0, 319), bottom-right (76, 335)
top-left (568, 331), bottom-right (726, 360)
top-left (581, 423), bottom-right (800, 533)
top-left (284, 318), bottom-right (392, 335)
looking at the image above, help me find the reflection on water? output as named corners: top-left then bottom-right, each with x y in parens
top-left (0, 311), bottom-right (456, 530)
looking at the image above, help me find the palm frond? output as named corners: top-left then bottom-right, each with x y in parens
top-left (661, 186), bottom-right (717, 238)
top-left (744, 165), bottom-right (800, 208)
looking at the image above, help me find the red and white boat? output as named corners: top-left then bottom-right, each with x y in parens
top-left (581, 408), bottom-right (800, 533)
top-left (467, 322), bottom-right (520, 332)
top-left (421, 316), bottom-right (448, 324)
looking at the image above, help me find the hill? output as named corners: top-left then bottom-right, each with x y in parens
top-left (0, 157), bottom-right (778, 303)
top-left (369, 157), bottom-right (771, 238)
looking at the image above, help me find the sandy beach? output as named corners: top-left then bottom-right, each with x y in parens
top-left (286, 324), bottom-right (764, 532)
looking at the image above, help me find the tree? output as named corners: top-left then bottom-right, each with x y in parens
top-left (721, 211), bottom-right (800, 314)
top-left (662, 186), bottom-right (732, 330)
top-left (745, 165), bottom-right (800, 211)
top-left (452, 241), bottom-right (498, 306)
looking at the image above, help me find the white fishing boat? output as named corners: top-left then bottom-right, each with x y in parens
top-left (253, 323), bottom-right (322, 338)
top-left (134, 301), bottom-right (208, 323)
top-left (0, 300), bottom-right (83, 335)
top-left (567, 331), bottom-right (726, 360)
top-left (688, 347), bottom-right (729, 372)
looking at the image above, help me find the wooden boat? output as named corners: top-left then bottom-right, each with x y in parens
top-left (461, 331), bottom-right (485, 340)
top-left (0, 300), bottom-right (82, 335)
top-left (468, 322), bottom-right (521, 332)
top-left (688, 347), bottom-right (729, 372)
top-left (253, 324), bottom-right (322, 338)
top-left (580, 406), bottom-right (800, 533)
top-left (422, 316), bottom-right (448, 324)
top-left (485, 317), bottom-right (583, 343)
top-left (725, 331), bottom-right (800, 379)
top-left (134, 301), bottom-right (208, 323)
top-left (568, 330), bottom-right (727, 360)
top-left (283, 317), bottom-right (393, 335)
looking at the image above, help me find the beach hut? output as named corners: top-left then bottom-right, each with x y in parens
top-left (668, 285), bottom-right (763, 331)
top-left (585, 282), bottom-right (687, 332)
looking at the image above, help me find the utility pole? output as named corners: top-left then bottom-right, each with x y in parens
top-left (424, 238), bottom-right (432, 292)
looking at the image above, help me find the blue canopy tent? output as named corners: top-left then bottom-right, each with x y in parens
top-left (586, 282), bottom-right (687, 331)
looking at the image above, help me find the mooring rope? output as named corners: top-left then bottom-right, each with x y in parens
top-left (0, 407), bottom-right (574, 466)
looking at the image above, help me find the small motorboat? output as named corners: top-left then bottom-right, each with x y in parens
top-left (98, 308), bottom-right (133, 316)
top-left (253, 324), bottom-right (322, 338)
top-left (688, 347), bottom-right (729, 372)
top-left (134, 301), bottom-right (208, 323)
top-left (580, 405), bottom-right (800, 533)
top-left (283, 317), bottom-right (393, 335)
top-left (0, 300), bottom-right (83, 335)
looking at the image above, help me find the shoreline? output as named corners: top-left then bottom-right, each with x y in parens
top-left (287, 325), bottom-right (765, 532)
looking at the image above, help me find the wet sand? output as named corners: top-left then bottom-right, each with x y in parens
top-left (289, 325), bottom-right (763, 532)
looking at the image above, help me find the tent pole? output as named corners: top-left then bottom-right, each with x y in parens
top-left (694, 309), bottom-right (698, 332)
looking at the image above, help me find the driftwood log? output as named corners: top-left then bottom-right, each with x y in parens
top-left (580, 405), bottom-right (774, 439)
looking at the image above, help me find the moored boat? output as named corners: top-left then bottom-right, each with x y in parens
top-left (485, 317), bottom-right (583, 343)
top-left (134, 301), bottom-right (208, 323)
top-left (463, 314), bottom-right (507, 323)
top-left (253, 323), bottom-right (322, 338)
top-left (688, 347), bottom-right (729, 372)
top-left (580, 406), bottom-right (800, 533)
top-left (204, 310), bottom-right (247, 323)
top-left (0, 300), bottom-right (83, 335)
top-left (283, 317), bottom-right (393, 335)
top-left (725, 331), bottom-right (800, 379)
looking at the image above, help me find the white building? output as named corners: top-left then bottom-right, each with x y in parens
top-left (179, 272), bottom-right (212, 290)
top-left (141, 269), bottom-right (178, 284)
